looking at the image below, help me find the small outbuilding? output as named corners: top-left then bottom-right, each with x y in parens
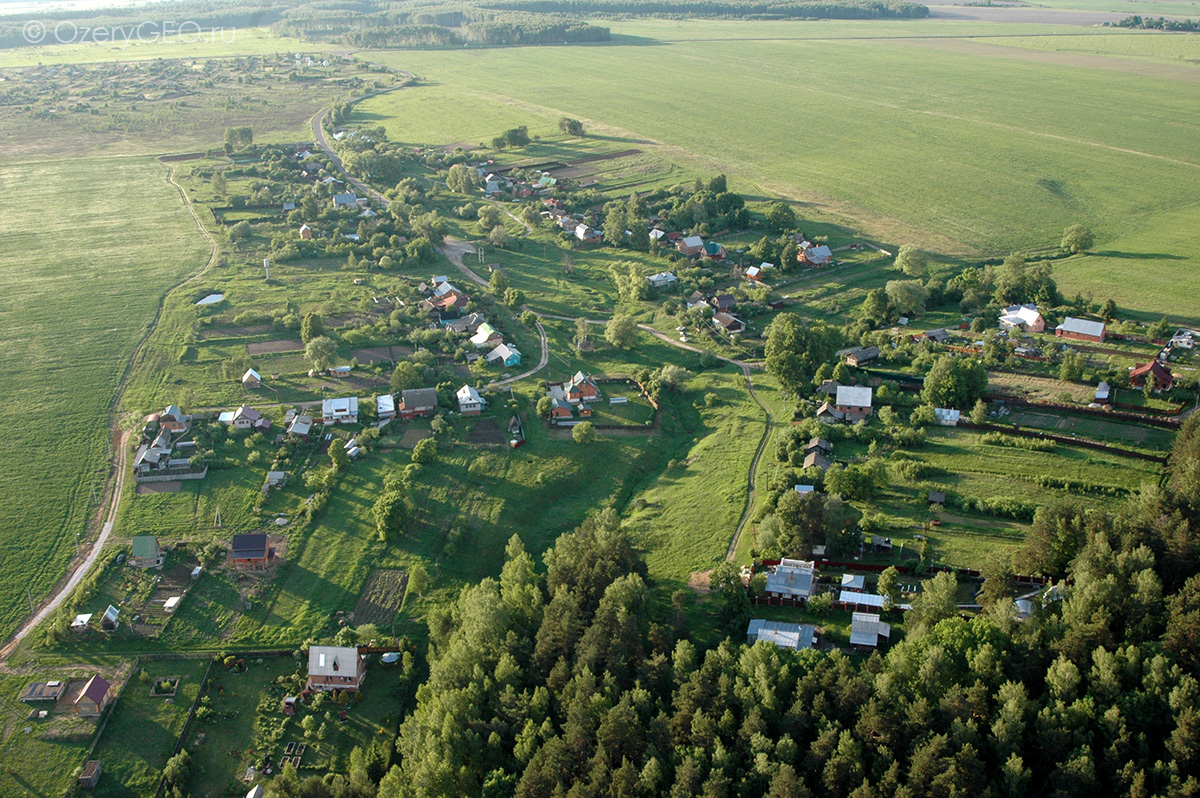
top-left (73, 675), bottom-right (112, 717)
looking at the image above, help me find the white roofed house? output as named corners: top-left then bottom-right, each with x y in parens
top-left (764, 559), bottom-right (816, 602)
top-left (647, 271), bottom-right (677, 288)
top-left (1094, 381), bottom-right (1111, 403)
top-left (457, 385), bottom-right (485, 415)
top-left (747, 619), bottom-right (817, 650)
top-left (377, 394), bottom-right (396, 422)
top-left (998, 304), bottom-right (1045, 333)
top-left (241, 368), bottom-right (262, 388)
top-left (321, 396), bottom-right (359, 424)
top-left (306, 645), bottom-right (366, 692)
top-left (850, 612), bottom-right (892, 651)
top-left (933, 408), bottom-right (961, 426)
top-left (834, 385), bottom-right (873, 422)
top-left (1055, 316), bottom-right (1106, 343)
top-left (332, 192), bottom-right (358, 208)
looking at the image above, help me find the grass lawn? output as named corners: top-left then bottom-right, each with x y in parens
top-left (624, 366), bottom-right (768, 586)
top-left (0, 659), bottom-right (128, 795)
top-left (0, 157), bottom-right (209, 642)
top-left (184, 655), bottom-right (405, 796)
top-left (89, 656), bottom-right (210, 797)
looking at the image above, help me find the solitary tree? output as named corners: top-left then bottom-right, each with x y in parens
top-left (488, 269), bottom-right (509, 296)
top-left (412, 437), bottom-right (437, 464)
top-left (558, 117), bottom-right (585, 136)
top-left (536, 396), bottom-right (553, 418)
top-left (372, 489), bottom-right (409, 541)
top-left (572, 421), bottom-right (597, 444)
top-left (895, 245), bottom-right (928, 278)
top-left (305, 335), bottom-right (337, 372)
top-left (1061, 224), bottom-right (1094, 254)
top-left (300, 312), bottom-right (325, 344)
top-left (764, 312), bottom-right (839, 395)
top-left (877, 566), bottom-right (900, 609)
top-left (391, 361), bottom-right (423, 392)
top-left (488, 226), bottom-right (512, 249)
top-left (885, 279), bottom-right (930, 317)
top-left (970, 398), bottom-right (989, 425)
top-left (605, 314), bottom-right (639, 349)
top-left (1100, 298), bottom-right (1117, 322)
top-left (504, 288), bottom-right (525, 308)
top-left (211, 172), bottom-right (227, 196)
top-left (447, 163), bottom-right (478, 194)
top-left (765, 201), bottom-right (796, 232)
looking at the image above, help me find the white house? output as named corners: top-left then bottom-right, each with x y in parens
top-left (933, 407), bottom-right (961, 426)
top-left (457, 385), bottom-right (484, 415)
top-left (834, 385), bottom-right (874, 422)
top-left (849, 612), bottom-right (891, 650)
top-left (746, 619), bottom-right (816, 650)
top-left (241, 368), bottom-right (262, 388)
top-left (377, 394), bottom-right (396, 422)
top-left (764, 559), bottom-right (816, 600)
top-left (998, 304), bottom-right (1045, 333)
top-left (646, 271), bottom-right (677, 288)
top-left (321, 396), bottom-right (359, 425)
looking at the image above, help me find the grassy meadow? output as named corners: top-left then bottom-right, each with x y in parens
top-left (0, 157), bottom-right (208, 642)
top-left (355, 25), bottom-right (1200, 321)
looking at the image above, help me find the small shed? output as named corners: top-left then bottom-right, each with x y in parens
top-left (242, 368), bottom-right (262, 388)
top-left (80, 760), bottom-right (102, 789)
top-left (71, 613), bottom-right (92, 632)
top-left (100, 605), bottom-right (120, 631)
top-left (929, 491), bottom-right (946, 507)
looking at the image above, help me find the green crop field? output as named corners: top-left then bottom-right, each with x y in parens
top-left (0, 157), bottom-right (209, 642)
top-left (355, 23), bottom-right (1200, 321)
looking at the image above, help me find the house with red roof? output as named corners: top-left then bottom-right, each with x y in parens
top-left (1130, 361), bottom-right (1174, 392)
top-left (73, 675), bottom-right (112, 717)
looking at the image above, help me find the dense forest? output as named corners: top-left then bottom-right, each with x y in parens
top-left (262, 417), bottom-right (1200, 798)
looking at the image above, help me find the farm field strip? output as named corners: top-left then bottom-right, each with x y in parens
top-left (356, 30), bottom-right (1200, 317)
top-left (0, 157), bottom-right (209, 642)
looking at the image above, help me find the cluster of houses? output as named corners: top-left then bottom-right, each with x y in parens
top-left (484, 166), bottom-right (566, 200)
top-left (543, 203), bottom-right (603, 243)
top-left (686, 291), bottom-right (745, 334)
top-left (545, 371), bottom-right (602, 423)
top-left (418, 275), bottom-right (470, 321)
top-left (132, 406), bottom-right (206, 483)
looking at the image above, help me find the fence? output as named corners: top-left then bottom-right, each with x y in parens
top-left (135, 466), bottom-right (208, 484)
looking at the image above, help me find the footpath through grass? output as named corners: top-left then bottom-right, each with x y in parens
top-left (0, 157), bottom-right (209, 642)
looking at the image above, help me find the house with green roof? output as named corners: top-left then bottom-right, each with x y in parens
top-left (129, 535), bottom-right (163, 569)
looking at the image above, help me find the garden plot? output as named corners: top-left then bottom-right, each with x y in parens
top-left (353, 569), bottom-right (409, 626)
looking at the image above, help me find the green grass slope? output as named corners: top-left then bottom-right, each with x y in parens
top-left (0, 157), bottom-right (208, 640)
